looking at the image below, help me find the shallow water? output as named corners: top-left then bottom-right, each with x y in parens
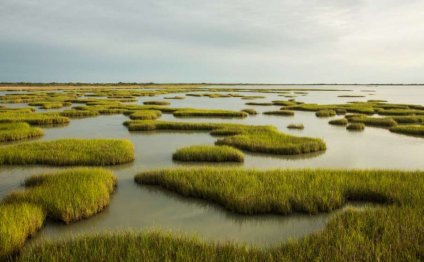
top-left (0, 85), bottom-right (423, 246)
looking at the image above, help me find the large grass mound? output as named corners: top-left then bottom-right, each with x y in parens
top-left (125, 120), bottom-right (326, 155)
top-left (0, 122), bottom-right (44, 142)
top-left (0, 112), bottom-right (69, 126)
top-left (0, 139), bottom-right (135, 166)
top-left (135, 167), bottom-right (423, 214)
top-left (0, 168), bottom-right (117, 258)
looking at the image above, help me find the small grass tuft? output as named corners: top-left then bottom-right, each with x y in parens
top-left (173, 145), bottom-right (244, 162)
top-left (329, 118), bottom-right (348, 126)
top-left (287, 123), bottom-right (304, 129)
top-left (315, 109), bottom-right (336, 117)
top-left (346, 123), bottom-right (365, 131)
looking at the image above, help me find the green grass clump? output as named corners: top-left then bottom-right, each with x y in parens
top-left (287, 123), bottom-right (304, 129)
top-left (245, 102), bottom-right (274, 106)
top-left (143, 101), bottom-right (171, 106)
top-left (0, 122), bottom-right (44, 142)
top-left (329, 118), bottom-right (348, 126)
top-left (173, 145), bottom-right (244, 162)
top-left (3, 168), bottom-right (116, 223)
top-left (135, 167), bottom-right (422, 214)
top-left (60, 109), bottom-right (99, 118)
top-left (346, 123), bottom-right (365, 131)
top-left (348, 115), bottom-right (397, 127)
top-left (337, 95), bottom-right (365, 98)
top-left (377, 109), bottom-right (424, 116)
top-left (129, 110), bottom-right (162, 120)
top-left (0, 203), bottom-right (46, 259)
top-left (241, 109), bottom-right (257, 115)
top-left (0, 139), bottom-right (135, 166)
top-left (173, 109), bottom-right (248, 118)
top-left (263, 110), bottom-right (295, 116)
top-left (125, 120), bottom-right (326, 155)
top-left (389, 125), bottom-right (424, 136)
top-left (391, 115), bottom-right (424, 124)
top-left (0, 112), bottom-right (69, 126)
top-left (315, 109), bottom-right (336, 117)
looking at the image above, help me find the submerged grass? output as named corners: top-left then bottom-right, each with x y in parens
top-left (125, 120), bottom-right (326, 155)
top-left (0, 122), bottom-right (43, 142)
top-left (0, 139), bottom-right (135, 166)
top-left (173, 145), bottom-right (244, 162)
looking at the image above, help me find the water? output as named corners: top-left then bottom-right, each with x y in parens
top-left (0, 85), bottom-right (423, 246)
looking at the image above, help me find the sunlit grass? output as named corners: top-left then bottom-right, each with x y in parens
top-left (173, 145), bottom-right (244, 162)
top-left (0, 122), bottom-right (43, 142)
top-left (0, 139), bottom-right (135, 166)
top-left (390, 125), bottom-right (424, 136)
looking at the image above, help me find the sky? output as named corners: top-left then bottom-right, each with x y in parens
top-left (1, 0), bottom-right (424, 83)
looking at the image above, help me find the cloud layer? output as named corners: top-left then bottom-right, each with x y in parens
top-left (1, 0), bottom-right (423, 83)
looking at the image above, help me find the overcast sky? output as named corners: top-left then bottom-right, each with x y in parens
top-left (1, 0), bottom-right (423, 83)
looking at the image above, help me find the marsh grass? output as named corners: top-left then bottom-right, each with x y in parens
top-left (164, 96), bottom-right (185, 100)
top-left (347, 123), bottom-right (365, 131)
top-left (287, 123), bottom-right (304, 129)
top-left (389, 125), bottom-right (424, 136)
top-left (263, 110), bottom-right (294, 116)
top-left (0, 203), bottom-right (45, 259)
top-left (143, 101), bottom-right (171, 106)
top-left (3, 168), bottom-right (117, 223)
top-left (129, 110), bottom-right (162, 120)
top-left (328, 118), bottom-right (348, 126)
top-left (125, 120), bottom-right (326, 155)
top-left (0, 122), bottom-right (43, 142)
top-left (348, 115), bottom-right (397, 127)
top-left (0, 112), bottom-right (69, 126)
top-left (245, 102), bottom-right (274, 106)
top-left (60, 110), bottom-right (99, 118)
top-left (135, 167), bottom-right (423, 214)
top-left (0, 139), bottom-right (135, 166)
top-left (173, 145), bottom-right (244, 162)
top-left (173, 109), bottom-right (248, 118)
top-left (241, 109), bottom-right (257, 115)
top-left (315, 109), bottom-right (336, 117)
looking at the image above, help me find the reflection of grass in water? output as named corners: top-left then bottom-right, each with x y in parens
top-left (0, 122), bottom-right (43, 142)
top-left (124, 120), bottom-right (326, 155)
top-left (0, 139), bottom-right (135, 166)
top-left (173, 145), bottom-right (244, 162)
top-left (0, 168), bottom-right (116, 258)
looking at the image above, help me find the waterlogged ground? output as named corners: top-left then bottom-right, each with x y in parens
top-left (0, 85), bottom-right (423, 246)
